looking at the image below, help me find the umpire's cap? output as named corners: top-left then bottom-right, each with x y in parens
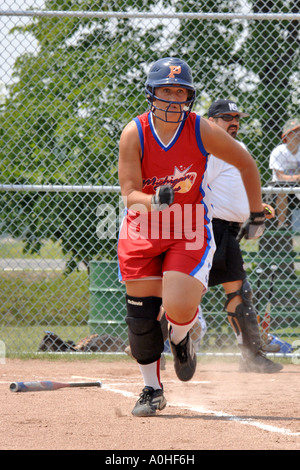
top-left (208, 99), bottom-right (249, 118)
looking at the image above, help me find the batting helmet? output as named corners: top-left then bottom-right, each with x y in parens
top-left (145, 57), bottom-right (196, 122)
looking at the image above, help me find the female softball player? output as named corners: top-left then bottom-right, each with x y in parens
top-left (117, 57), bottom-right (265, 417)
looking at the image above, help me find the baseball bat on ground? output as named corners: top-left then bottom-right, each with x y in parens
top-left (10, 380), bottom-right (102, 393)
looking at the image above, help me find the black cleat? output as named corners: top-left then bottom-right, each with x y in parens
top-left (239, 350), bottom-right (283, 374)
top-left (131, 386), bottom-right (167, 417)
top-left (169, 330), bottom-right (197, 382)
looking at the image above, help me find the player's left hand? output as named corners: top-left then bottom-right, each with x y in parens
top-left (236, 211), bottom-right (265, 242)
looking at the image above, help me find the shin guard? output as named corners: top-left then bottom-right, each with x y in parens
top-left (226, 279), bottom-right (262, 354)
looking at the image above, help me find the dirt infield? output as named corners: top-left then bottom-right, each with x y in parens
top-left (1, 357), bottom-right (299, 451)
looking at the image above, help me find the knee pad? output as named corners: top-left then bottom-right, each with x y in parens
top-left (126, 295), bottom-right (164, 365)
top-left (227, 278), bottom-right (261, 354)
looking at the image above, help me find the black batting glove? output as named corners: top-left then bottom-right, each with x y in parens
top-left (151, 185), bottom-right (174, 211)
top-left (236, 211), bottom-right (265, 242)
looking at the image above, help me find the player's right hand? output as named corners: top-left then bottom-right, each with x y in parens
top-left (151, 185), bottom-right (174, 211)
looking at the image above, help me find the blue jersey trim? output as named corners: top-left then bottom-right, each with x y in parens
top-left (189, 156), bottom-right (212, 277)
top-left (195, 114), bottom-right (209, 157)
top-left (133, 117), bottom-right (144, 161)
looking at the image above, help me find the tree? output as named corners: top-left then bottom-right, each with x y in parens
top-left (0, 0), bottom-right (161, 271)
top-left (165, 0), bottom-right (299, 182)
top-left (238, 0), bottom-right (300, 180)
top-left (1, 1), bottom-right (298, 271)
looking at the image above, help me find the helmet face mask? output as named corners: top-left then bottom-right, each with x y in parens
top-left (145, 57), bottom-right (195, 123)
top-left (146, 87), bottom-right (195, 123)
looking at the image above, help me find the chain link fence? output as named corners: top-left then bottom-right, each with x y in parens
top-left (0, 1), bottom-right (299, 356)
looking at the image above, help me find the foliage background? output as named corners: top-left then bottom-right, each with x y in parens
top-left (0, 0), bottom-right (299, 269)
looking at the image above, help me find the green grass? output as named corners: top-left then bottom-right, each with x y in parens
top-left (0, 268), bottom-right (128, 355)
top-left (5, 352), bottom-right (133, 362)
top-left (0, 238), bottom-right (64, 259)
top-left (0, 271), bottom-right (90, 326)
top-left (240, 235), bottom-right (300, 253)
top-left (0, 269), bottom-right (92, 354)
top-left (0, 237), bottom-right (299, 357)
top-left (1, 325), bottom-right (91, 355)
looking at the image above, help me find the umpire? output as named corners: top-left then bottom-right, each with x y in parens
top-left (207, 99), bottom-right (283, 373)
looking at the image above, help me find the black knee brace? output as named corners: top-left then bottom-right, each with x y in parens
top-left (125, 295), bottom-right (164, 365)
top-left (226, 278), bottom-right (261, 354)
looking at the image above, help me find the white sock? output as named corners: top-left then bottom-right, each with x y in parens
top-left (138, 360), bottom-right (162, 390)
top-left (167, 308), bottom-right (199, 345)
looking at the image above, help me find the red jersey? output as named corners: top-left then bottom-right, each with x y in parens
top-left (137, 111), bottom-right (208, 205)
top-left (129, 111), bottom-right (212, 237)
top-left (118, 111), bottom-right (215, 285)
